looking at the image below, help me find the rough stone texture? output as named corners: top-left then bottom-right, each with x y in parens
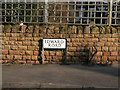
top-left (92, 26), bottom-right (99, 34)
top-left (105, 26), bottom-right (111, 34)
top-left (100, 27), bottom-right (106, 34)
top-left (1, 25), bottom-right (119, 64)
top-left (111, 27), bottom-right (117, 34)
top-left (84, 26), bottom-right (90, 34)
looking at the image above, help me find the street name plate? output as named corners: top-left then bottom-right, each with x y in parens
top-left (43, 39), bottom-right (66, 49)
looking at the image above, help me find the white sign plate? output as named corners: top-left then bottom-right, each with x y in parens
top-left (43, 39), bottom-right (66, 49)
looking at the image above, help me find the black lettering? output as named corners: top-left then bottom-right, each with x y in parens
top-left (48, 43), bottom-right (51, 47)
top-left (61, 40), bottom-right (64, 44)
top-left (47, 40), bottom-right (50, 43)
top-left (51, 40), bottom-right (54, 43)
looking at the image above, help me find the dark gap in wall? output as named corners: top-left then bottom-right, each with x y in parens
top-left (82, 26), bottom-right (85, 35)
top-left (33, 25), bottom-right (36, 33)
top-left (110, 27), bottom-right (112, 34)
top-left (76, 27), bottom-right (79, 34)
top-left (99, 27), bottom-right (102, 34)
top-left (25, 24), bottom-right (30, 33)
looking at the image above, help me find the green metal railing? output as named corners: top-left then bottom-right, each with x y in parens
top-left (1, 0), bottom-right (120, 26)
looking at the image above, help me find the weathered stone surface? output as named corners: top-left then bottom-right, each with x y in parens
top-left (84, 26), bottom-right (90, 34)
top-left (3, 25), bottom-right (12, 33)
top-left (34, 25), bottom-right (40, 33)
top-left (111, 27), bottom-right (117, 34)
top-left (117, 27), bottom-right (120, 33)
top-left (100, 27), bottom-right (106, 34)
top-left (77, 26), bottom-right (83, 34)
top-left (105, 26), bottom-right (111, 34)
top-left (89, 21), bottom-right (95, 27)
top-left (11, 25), bottom-right (19, 33)
top-left (92, 26), bottom-right (99, 34)
top-left (21, 25), bottom-right (27, 32)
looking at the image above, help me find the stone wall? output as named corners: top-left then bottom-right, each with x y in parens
top-left (1, 25), bottom-right (120, 64)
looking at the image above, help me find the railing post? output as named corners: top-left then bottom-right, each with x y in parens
top-left (42, 47), bottom-right (44, 64)
top-left (45, 0), bottom-right (48, 24)
top-left (109, 0), bottom-right (112, 26)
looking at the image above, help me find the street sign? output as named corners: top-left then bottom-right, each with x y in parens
top-left (42, 39), bottom-right (67, 64)
top-left (43, 39), bottom-right (66, 49)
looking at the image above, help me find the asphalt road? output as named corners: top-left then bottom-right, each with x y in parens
top-left (2, 64), bottom-right (119, 88)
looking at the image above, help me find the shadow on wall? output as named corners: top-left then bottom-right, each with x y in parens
top-left (66, 44), bottom-right (98, 65)
top-left (66, 44), bottom-right (113, 66)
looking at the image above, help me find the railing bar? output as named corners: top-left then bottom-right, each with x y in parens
top-left (115, 2), bottom-right (117, 24)
top-left (30, 0), bottom-right (32, 22)
top-left (101, 2), bottom-right (103, 24)
top-left (37, 0), bottom-right (39, 23)
top-left (74, 1), bottom-right (76, 24)
top-left (109, 0), bottom-right (112, 26)
top-left (18, 0), bottom-right (19, 22)
top-left (60, 3), bottom-right (62, 23)
top-left (94, 0), bottom-right (96, 24)
top-left (87, 1), bottom-right (89, 24)
top-left (5, 0), bottom-right (6, 22)
top-left (24, 0), bottom-right (26, 22)
top-left (11, 0), bottom-right (13, 23)
top-left (81, 0), bottom-right (83, 24)
top-left (67, 1), bottom-right (69, 23)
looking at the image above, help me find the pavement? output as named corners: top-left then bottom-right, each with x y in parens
top-left (2, 63), bottom-right (119, 88)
